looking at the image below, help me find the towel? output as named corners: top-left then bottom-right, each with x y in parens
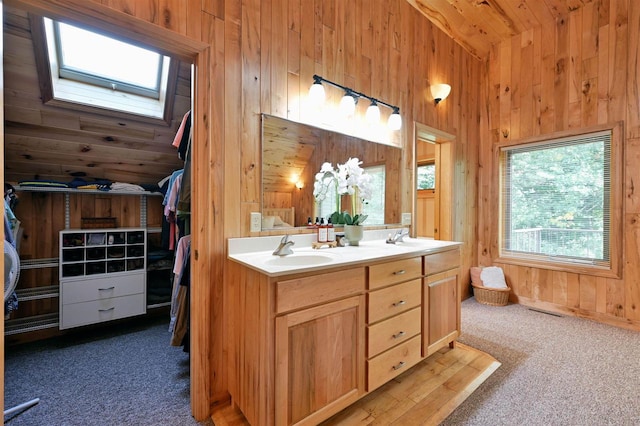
top-left (480, 266), bottom-right (508, 289)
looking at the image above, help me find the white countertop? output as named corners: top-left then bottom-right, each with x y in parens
top-left (228, 229), bottom-right (461, 277)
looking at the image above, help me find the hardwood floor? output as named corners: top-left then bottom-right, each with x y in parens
top-left (211, 343), bottom-right (500, 425)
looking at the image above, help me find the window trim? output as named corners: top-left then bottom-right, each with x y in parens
top-left (30, 15), bottom-right (177, 126)
top-left (495, 122), bottom-right (624, 279)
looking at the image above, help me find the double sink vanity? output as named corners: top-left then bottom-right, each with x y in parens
top-left (227, 230), bottom-right (462, 425)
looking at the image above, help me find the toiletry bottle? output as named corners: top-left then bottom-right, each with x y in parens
top-left (318, 218), bottom-right (327, 242)
top-left (327, 217), bottom-right (335, 242)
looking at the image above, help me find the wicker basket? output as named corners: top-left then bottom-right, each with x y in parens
top-left (81, 217), bottom-right (117, 229)
top-left (472, 282), bottom-right (510, 306)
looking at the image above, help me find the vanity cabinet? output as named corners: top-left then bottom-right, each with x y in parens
top-left (274, 268), bottom-right (366, 426)
top-left (424, 248), bottom-right (461, 356)
top-left (228, 243), bottom-right (461, 426)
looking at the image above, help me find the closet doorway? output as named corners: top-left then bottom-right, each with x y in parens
top-left (414, 123), bottom-right (455, 241)
top-left (2, 0), bottom-right (211, 419)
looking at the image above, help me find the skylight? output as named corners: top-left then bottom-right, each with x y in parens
top-left (55, 22), bottom-right (163, 98)
top-left (41, 17), bottom-right (174, 121)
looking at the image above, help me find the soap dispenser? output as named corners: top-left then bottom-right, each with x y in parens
top-left (326, 217), bottom-right (335, 242)
top-left (317, 218), bottom-right (327, 242)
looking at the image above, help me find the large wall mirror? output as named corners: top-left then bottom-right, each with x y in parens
top-left (261, 114), bottom-right (402, 230)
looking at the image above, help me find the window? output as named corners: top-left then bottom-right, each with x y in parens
top-left (500, 130), bottom-right (613, 268)
top-left (54, 22), bottom-right (164, 99)
top-left (37, 18), bottom-right (175, 121)
top-left (417, 163), bottom-right (435, 190)
top-left (315, 164), bottom-right (386, 225)
top-left (316, 182), bottom-right (338, 222)
top-left (361, 165), bottom-right (386, 225)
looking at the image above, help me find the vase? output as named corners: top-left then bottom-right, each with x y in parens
top-left (343, 224), bottom-right (364, 246)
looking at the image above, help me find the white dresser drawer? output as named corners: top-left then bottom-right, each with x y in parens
top-left (60, 293), bottom-right (146, 329)
top-left (61, 272), bottom-right (145, 305)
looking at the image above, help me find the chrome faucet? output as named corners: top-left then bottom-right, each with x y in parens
top-left (386, 228), bottom-right (409, 244)
top-left (272, 234), bottom-right (295, 256)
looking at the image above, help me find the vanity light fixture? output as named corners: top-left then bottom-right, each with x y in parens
top-left (365, 99), bottom-right (381, 124)
top-left (388, 107), bottom-right (402, 131)
top-left (431, 83), bottom-right (451, 105)
top-left (308, 75), bottom-right (326, 106)
top-left (339, 89), bottom-right (357, 117)
top-left (309, 74), bottom-right (401, 129)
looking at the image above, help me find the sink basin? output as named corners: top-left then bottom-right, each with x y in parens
top-left (266, 254), bottom-right (334, 266)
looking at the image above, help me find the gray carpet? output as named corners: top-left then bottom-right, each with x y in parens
top-left (443, 298), bottom-right (640, 425)
top-left (4, 314), bottom-right (213, 426)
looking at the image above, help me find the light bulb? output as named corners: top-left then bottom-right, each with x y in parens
top-left (388, 109), bottom-right (402, 130)
top-left (339, 93), bottom-right (356, 117)
top-left (365, 102), bottom-right (381, 124)
top-left (308, 82), bottom-right (325, 106)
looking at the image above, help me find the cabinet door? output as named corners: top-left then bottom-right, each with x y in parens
top-left (275, 295), bottom-right (365, 426)
top-left (424, 268), bottom-right (459, 356)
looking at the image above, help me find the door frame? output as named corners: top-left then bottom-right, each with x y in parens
top-left (2, 0), bottom-right (212, 420)
top-left (413, 122), bottom-right (456, 241)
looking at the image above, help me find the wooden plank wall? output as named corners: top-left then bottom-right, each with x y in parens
top-left (9, 0), bottom-right (483, 420)
top-left (478, 0), bottom-right (640, 329)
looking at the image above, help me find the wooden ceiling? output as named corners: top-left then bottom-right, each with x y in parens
top-left (407, 0), bottom-right (594, 59)
top-left (3, 5), bottom-right (188, 186)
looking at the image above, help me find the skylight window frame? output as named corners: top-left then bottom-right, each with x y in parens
top-left (30, 15), bottom-right (178, 125)
top-left (52, 21), bottom-right (165, 100)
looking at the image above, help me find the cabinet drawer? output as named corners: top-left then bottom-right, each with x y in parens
top-left (60, 293), bottom-right (146, 329)
top-left (367, 307), bottom-right (421, 358)
top-left (276, 267), bottom-right (365, 314)
top-left (61, 272), bottom-right (145, 305)
top-left (424, 248), bottom-right (460, 276)
top-left (368, 279), bottom-right (421, 324)
top-left (368, 257), bottom-right (422, 290)
top-left (367, 335), bottom-right (421, 391)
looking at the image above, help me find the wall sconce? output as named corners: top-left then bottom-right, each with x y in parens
top-left (295, 181), bottom-right (304, 190)
top-left (309, 74), bottom-right (402, 130)
top-left (431, 83), bottom-right (451, 105)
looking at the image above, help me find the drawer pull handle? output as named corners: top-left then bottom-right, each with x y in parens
top-left (392, 331), bottom-right (406, 339)
top-left (392, 361), bottom-right (406, 371)
top-left (392, 300), bottom-right (406, 307)
top-left (99, 307), bottom-right (115, 312)
top-left (98, 287), bottom-right (115, 291)
top-left (393, 269), bottom-right (406, 276)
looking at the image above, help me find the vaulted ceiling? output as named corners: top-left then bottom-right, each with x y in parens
top-left (407, 0), bottom-right (594, 59)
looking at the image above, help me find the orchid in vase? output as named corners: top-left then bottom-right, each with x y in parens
top-left (313, 157), bottom-right (372, 226)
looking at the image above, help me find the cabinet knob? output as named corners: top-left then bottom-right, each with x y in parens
top-left (392, 361), bottom-right (406, 371)
top-left (392, 300), bottom-right (406, 307)
top-left (392, 331), bottom-right (405, 339)
top-left (393, 269), bottom-right (406, 275)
